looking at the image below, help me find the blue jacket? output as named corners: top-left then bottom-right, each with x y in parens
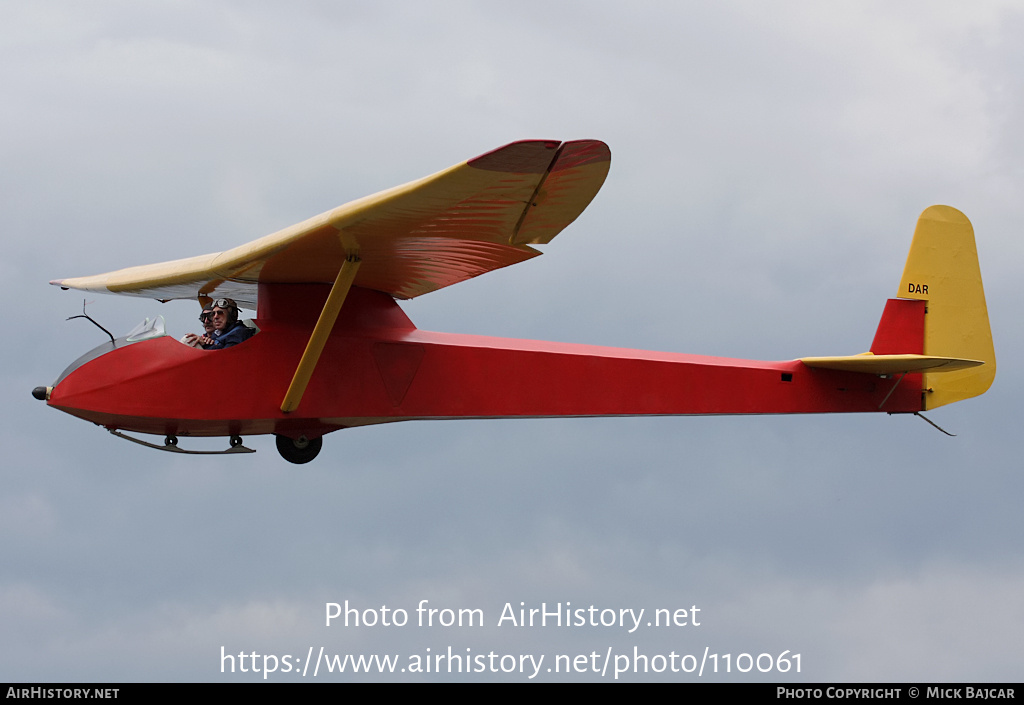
top-left (203, 322), bottom-right (254, 350)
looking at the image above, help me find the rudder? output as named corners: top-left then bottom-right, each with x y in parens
top-left (897, 206), bottom-right (995, 409)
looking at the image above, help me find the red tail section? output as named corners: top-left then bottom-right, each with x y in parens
top-left (870, 298), bottom-right (925, 356)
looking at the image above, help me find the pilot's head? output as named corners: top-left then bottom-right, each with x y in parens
top-left (210, 298), bottom-right (239, 332)
top-left (199, 306), bottom-right (215, 334)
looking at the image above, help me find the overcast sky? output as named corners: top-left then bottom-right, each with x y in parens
top-left (3, 1), bottom-right (1022, 682)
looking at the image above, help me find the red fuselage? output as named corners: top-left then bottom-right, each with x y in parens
top-left (46, 286), bottom-right (924, 441)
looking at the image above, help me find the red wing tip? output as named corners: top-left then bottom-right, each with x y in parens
top-left (468, 140), bottom-right (562, 173)
top-left (468, 139), bottom-right (610, 173)
top-left (552, 140), bottom-right (611, 171)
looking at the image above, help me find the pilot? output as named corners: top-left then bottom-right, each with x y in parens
top-left (181, 306), bottom-right (215, 347)
top-left (200, 298), bottom-right (254, 350)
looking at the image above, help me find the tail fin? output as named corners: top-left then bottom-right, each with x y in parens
top-left (894, 205), bottom-right (995, 409)
top-left (801, 206), bottom-right (993, 410)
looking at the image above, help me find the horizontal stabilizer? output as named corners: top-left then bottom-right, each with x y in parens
top-left (801, 354), bottom-right (983, 375)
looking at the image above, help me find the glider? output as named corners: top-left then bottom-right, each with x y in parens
top-left (33, 140), bottom-right (995, 463)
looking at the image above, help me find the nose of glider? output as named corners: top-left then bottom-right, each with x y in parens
top-left (32, 386), bottom-right (51, 401)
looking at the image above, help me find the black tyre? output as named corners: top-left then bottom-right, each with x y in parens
top-left (275, 434), bottom-right (322, 464)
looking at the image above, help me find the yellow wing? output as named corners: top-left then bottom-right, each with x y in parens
top-left (52, 140), bottom-right (611, 307)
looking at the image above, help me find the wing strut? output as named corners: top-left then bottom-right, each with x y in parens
top-left (280, 253), bottom-right (362, 413)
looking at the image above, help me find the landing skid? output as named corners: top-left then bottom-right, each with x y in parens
top-left (109, 429), bottom-right (256, 454)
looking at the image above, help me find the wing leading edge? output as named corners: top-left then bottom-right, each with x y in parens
top-left (52, 140), bottom-right (611, 308)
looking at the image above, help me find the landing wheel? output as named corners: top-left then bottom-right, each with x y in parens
top-left (164, 435), bottom-right (178, 447)
top-left (275, 434), bottom-right (322, 464)
top-left (230, 435), bottom-right (243, 448)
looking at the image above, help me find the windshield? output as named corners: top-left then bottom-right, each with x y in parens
top-left (125, 316), bottom-right (166, 342)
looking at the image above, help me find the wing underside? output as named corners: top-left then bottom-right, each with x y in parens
top-left (52, 140), bottom-right (611, 308)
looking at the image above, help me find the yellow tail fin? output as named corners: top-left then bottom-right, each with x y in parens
top-left (898, 206), bottom-right (995, 409)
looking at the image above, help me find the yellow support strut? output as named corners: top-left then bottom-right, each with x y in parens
top-left (280, 254), bottom-right (361, 413)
